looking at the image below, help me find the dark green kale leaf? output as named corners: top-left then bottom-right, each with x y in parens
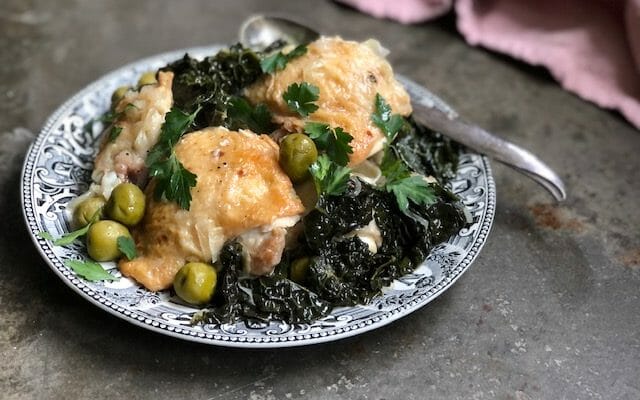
top-left (392, 116), bottom-right (461, 182)
top-left (161, 44), bottom-right (263, 131)
top-left (227, 96), bottom-right (275, 133)
top-left (194, 242), bottom-right (331, 325)
top-left (193, 242), bottom-right (249, 324)
top-left (302, 179), bottom-right (468, 308)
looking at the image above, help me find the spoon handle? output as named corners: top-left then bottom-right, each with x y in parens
top-left (411, 104), bottom-right (566, 201)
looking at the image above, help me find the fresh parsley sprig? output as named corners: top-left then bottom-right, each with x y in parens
top-left (38, 223), bottom-right (91, 246)
top-left (371, 94), bottom-right (436, 211)
top-left (37, 209), bottom-right (102, 246)
top-left (117, 236), bottom-right (137, 260)
top-left (372, 93), bottom-right (405, 143)
top-left (227, 96), bottom-right (275, 133)
top-left (380, 148), bottom-right (436, 211)
top-left (283, 82), bottom-right (319, 117)
top-left (146, 107), bottom-right (200, 210)
top-left (65, 259), bottom-right (118, 282)
top-left (309, 154), bottom-right (352, 197)
top-left (261, 44), bottom-right (307, 74)
top-left (304, 122), bottom-right (354, 167)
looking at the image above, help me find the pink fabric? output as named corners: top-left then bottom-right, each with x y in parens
top-left (337, 0), bottom-right (640, 130)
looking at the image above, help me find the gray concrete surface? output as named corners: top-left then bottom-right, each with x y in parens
top-left (2, 1), bottom-right (639, 399)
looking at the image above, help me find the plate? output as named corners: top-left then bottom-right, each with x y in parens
top-left (21, 45), bottom-right (495, 348)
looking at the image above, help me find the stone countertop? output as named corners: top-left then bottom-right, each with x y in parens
top-left (2, 1), bottom-right (639, 399)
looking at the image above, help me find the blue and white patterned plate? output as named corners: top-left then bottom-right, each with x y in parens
top-left (21, 46), bottom-right (495, 348)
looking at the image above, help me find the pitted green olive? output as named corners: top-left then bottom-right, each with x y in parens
top-left (173, 262), bottom-right (218, 305)
top-left (111, 85), bottom-right (131, 105)
top-left (106, 183), bottom-right (146, 226)
top-left (289, 257), bottom-right (310, 284)
top-left (86, 220), bottom-right (131, 261)
top-left (73, 196), bottom-right (106, 228)
top-left (137, 71), bottom-right (157, 88)
top-left (279, 133), bottom-right (318, 183)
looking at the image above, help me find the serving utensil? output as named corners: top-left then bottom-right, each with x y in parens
top-left (239, 14), bottom-right (567, 201)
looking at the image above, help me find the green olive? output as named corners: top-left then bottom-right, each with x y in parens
top-left (279, 133), bottom-right (318, 183)
top-left (137, 71), bottom-right (157, 88)
top-left (173, 262), bottom-right (218, 305)
top-left (73, 196), bottom-right (106, 228)
top-left (86, 220), bottom-right (131, 261)
top-left (111, 85), bottom-right (131, 105)
top-left (106, 183), bottom-right (146, 226)
top-left (289, 257), bottom-right (310, 284)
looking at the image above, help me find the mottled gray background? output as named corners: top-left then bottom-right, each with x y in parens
top-left (1, 1), bottom-right (639, 399)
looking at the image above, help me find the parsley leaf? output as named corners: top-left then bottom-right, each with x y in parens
top-left (149, 152), bottom-right (197, 210)
top-left (309, 154), bottom-right (351, 196)
top-left (380, 150), bottom-right (436, 211)
top-left (65, 260), bottom-right (118, 282)
top-left (227, 96), bottom-right (275, 133)
top-left (372, 93), bottom-right (405, 143)
top-left (305, 122), bottom-right (354, 166)
top-left (283, 82), bottom-right (319, 117)
top-left (38, 212), bottom-right (98, 246)
top-left (146, 107), bottom-right (200, 210)
top-left (37, 231), bottom-right (55, 241)
top-left (117, 236), bottom-right (137, 260)
top-left (108, 125), bottom-right (123, 142)
top-left (260, 44), bottom-right (307, 73)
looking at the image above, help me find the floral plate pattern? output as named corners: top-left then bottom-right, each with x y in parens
top-left (21, 46), bottom-right (495, 348)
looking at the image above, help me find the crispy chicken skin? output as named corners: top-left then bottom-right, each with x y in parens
top-left (244, 37), bottom-right (412, 165)
top-left (119, 127), bottom-right (304, 291)
top-left (92, 71), bottom-right (174, 198)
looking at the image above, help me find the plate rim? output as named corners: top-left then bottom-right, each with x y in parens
top-left (21, 45), bottom-right (496, 348)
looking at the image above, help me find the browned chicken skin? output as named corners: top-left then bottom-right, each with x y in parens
top-left (119, 127), bottom-right (304, 291)
top-left (244, 37), bottom-right (412, 165)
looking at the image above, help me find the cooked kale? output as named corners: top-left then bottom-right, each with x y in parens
top-left (193, 242), bottom-right (331, 325)
top-left (193, 242), bottom-right (249, 324)
top-left (301, 178), bottom-right (467, 307)
top-left (196, 175), bottom-right (468, 325)
top-left (161, 44), bottom-right (263, 131)
top-left (393, 116), bottom-right (461, 182)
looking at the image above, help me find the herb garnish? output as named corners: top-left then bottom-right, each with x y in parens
top-left (283, 82), bottom-right (319, 117)
top-left (117, 236), bottom-right (137, 260)
top-left (37, 210), bottom-right (100, 246)
top-left (372, 93), bottom-right (405, 142)
top-left (309, 154), bottom-right (351, 196)
top-left (260, 44), bottom-right (307, 74)
top-left (227, 96), bottom-right (275, 133)
top-left (65, 260), bottom-right (118, 282)
top-left (371, 94), bottom-right (436, 211)
top-left (305, 122), bottom-right (354, 166)
top-left (380, 150), bottom-right (436, 211)
top-left (108, 126), bottom-right (123, 142)
top-left (146, 107), bottom-right (200, 210)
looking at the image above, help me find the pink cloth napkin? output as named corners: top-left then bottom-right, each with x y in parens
top-left (338, 0), bottom-right (640, 130)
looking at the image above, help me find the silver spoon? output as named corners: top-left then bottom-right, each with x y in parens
top-left (239, 15), bottom-right (567, 201)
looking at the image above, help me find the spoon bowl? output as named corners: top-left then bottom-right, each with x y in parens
top-left (239, 15), bottom-right (319, 50)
